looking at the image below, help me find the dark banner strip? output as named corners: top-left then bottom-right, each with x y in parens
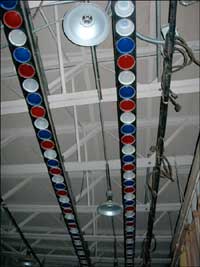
top-left (0, 1), bottom-right (91, 266)
top-left (111, 1), bottom-right (136, 266)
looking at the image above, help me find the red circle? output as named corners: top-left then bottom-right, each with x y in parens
top-left (63, 208), bottom-right (72, 214)
top-left (31, 106), bottom-right (46, 118)
top-left (123, 164), bottom-right (136, 171)
top-left (117, 55), bottom-right (135, 70)
top-left (124, 187), bottom-right (136, 193)
top-left (126, 221), bottom-right (134, 226)
top-left (119, 100), bottom-right (136, 112)
top-left (56, 190), bottom-right (67, 196)
top-left (125, 206), bottom-right (135, 212)
top-left (41, 140), bottom-right (55, 150)
top-left (18, 64), bottom-right (35, 78)
top-left (121, 135), bottom-right (135, 145)
top-left (50, 168), bottom-right (61, 175)
top-left (3, 11), bottom-right (23, 29)
top-left (69, 224), bottom-right (77, 228)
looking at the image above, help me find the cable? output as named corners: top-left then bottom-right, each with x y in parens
top-left (1, 199), bottom-right (43, 267)
top-left (76, 171), bottom-right (86, 203)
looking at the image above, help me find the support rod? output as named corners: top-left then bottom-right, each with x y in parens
top-left (142, 1), bottom-right (178, 266)
top-left (1, 199), bottom-right (43, 267)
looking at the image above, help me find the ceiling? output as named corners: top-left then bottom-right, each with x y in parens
top-left (1, 1), bottom-right (199, 266)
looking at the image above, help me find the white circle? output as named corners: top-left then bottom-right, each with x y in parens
top-left (8, 29), bottom-right (27, 46)
top-left (52, 175), bottom-right (64, 183)
top-left (64, 214), bottom-right (74, 220)
top-left (59, 196), bottom-right (69, 203)
top-left (124, 193), bottom-right (135, 200)
top-left (114, 1), bottom-right (134, 18)
top-left (22, 79), bottom-right (39, 93)
top-left (34, 118), bottom-right (49, 130)
top-left (120, 112), bottom-right (135, 124)
top-left (126, 239), bottom-right (133, 244)
top-left (74, 240), bottom-right (81, 245)
top-left (125, 211), bottom-right (134, 218)
top-left (126, 226), bottom-right (134, 232)
top-left (127, 250), bottom-right (133, 254)
top-left (123, 171), bottom-right (135, 180)
top-left (77, 251), bottom-right (85, 255)
top-left (116, 19), bottom-right (135, 36)
top-left (70, 228), bottom-right (78, 234)
top-left (122, 145), bottom-right (135, 155)
top-left (118, 71), bottom-right (135, 85)
top-left (44, 149), bottom-right (57, 159)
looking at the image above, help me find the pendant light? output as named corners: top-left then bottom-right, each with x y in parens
top-left (90, 47), bottom-right (122, 217)
top-left (63, 3), bottom-right (110, 46)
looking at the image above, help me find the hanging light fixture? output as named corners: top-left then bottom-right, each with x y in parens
top-left (17, 251), bottom-right (35, 267)
top-left (63, 3), bottom-right (110, 46)
top-left (90, 46), bottom-right (122, 216)
top-left (97, 164), bottom-right (122, 217)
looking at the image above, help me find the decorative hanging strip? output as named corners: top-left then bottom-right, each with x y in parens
top-left (111, 1), bottom-right (136, 266)
top-left (0, 1), bottom-right (91, 266)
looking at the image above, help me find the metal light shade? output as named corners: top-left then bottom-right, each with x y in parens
top-left (97, 199), bottom-right (122, 216)
top-left (63, 3), bottom-right (110, 46)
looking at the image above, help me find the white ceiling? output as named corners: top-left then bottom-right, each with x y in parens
top-left (1, 1), bottom-right (199, 266)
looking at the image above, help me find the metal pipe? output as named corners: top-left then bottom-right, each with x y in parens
top-left (54, 5), bottom-right (67, 94)
top-left (90, 46), bottom-right (112, 193)
top-left (142, 1), bottom-right (178, 266)
top-left (1, 199), bottom-right (43, 267)
top-left (156, 0), bottom-right (162, 81)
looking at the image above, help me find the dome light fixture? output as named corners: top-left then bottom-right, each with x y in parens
top-left (97, 190), bottom-right (122, 216)
top-left (63, 3), bottom-right (110, 46)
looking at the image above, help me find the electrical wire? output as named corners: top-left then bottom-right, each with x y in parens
top-left (76, 171), bottom-right (86, 204)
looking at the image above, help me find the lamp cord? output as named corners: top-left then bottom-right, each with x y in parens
top-left (90, 46), bottom-right (112, 193)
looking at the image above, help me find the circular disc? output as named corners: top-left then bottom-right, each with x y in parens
top-left (63, 3), bottom-right (110, 46)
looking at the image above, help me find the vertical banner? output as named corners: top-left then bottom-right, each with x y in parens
top-left (0, 1), bottom-right (91, 266)
top-left (111, 1), bottom-right (136, 266)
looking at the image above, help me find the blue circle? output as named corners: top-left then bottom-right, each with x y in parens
top-left (116, 37), bottom-right (135, 54)
top-left (126, 217), bottom-right (135, 222)
top-left (68, 219), bottom-right (75, 224)
top-left (26, 93), bottom-right (42, 106)
top-left (37, 129), bottom-right (52, 140)
top-left (124, 180), bottom-right (135, 187)
top-left (119, 86), bottom-right (136, 99)
top-left (1, 0), bottom-right (18, 10)
top-left (55, 183), bottom-right (65, 190)
top-left (120, 124), bottom-right (136, 134)
top-left (61, 203), bottom-right (71, 208)
top-left (13, 47), bottom-right (31, 63)
top-left (47, 159), bottom-right (59, 168)
top-left (122, 155), bottom-right (135, 164)
top-left (124, 200), bottom-right (135, 206)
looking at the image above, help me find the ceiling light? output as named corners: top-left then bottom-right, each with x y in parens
top-left (97, 191), bottom-right (122, 217)
top-left (63, 3), bottom-right (110, 46)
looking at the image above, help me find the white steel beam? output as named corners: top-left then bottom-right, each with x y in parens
top-left (3, 203), bottom-right (181, 214)
top-left (75, 175), bottom-right (104, 203)
top-left (1, 251), bottom-right (171, 264)
top-left (2, 115), bottom-right (198, 139)
top-left (62, 126), bottom-right (99, 159)
top-left (2, 232), bottom-right (172, 242)
top-left (10, 212), bottom-right (39, 233)
top-left (1, 155), bottom-right (193, 176)
top-left (2, 178), bottom-right (32, 201)
top-left (1, 79), bottom-right (198, 115)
